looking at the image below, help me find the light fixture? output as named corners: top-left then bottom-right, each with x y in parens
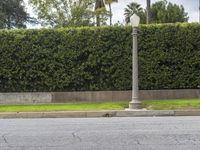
top-left (130, 14), bottom-right (140, 27)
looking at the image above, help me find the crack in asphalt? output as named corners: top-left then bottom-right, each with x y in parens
top-left (135, 138), bottom-right (142, 145)
top-left (1, 134), bottom-right (13, 148)
top-left (2, 134), bottom-right (8, 144)
top-left (72, 132), bottom-right (82, 142)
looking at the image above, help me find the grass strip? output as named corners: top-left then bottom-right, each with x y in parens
top-left (1, 99), bottom-right (200, 112)
top-left (0, 102), bottom-right (128, 112)
top-left (143, 99), bottom-right (200, 110)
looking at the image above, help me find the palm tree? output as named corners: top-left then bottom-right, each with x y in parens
top-left (124, 2), bottom-right (145, 24)
top-left (104, 0), bottom-right (118, 25)
top-left (95, 0), bottom-right (105, 26)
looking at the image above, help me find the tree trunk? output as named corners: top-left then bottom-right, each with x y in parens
top-left (146, 0), bottom-right (151, 24)
top-left (199, 0), bottom-right (200, 23)
top-left (7, 16), bottom-right (11, 29)
top-left (109, 3), bottom-right (112, 25)
top-left (96, 15), bottom-right (100, 26)
top-left (95, 0), bottom-right (105, 26)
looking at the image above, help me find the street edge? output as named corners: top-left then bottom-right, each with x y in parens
top-left (1, 110), bottom-right (200, 118)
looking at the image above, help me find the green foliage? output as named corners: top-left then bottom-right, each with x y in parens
top-left (151, 0), bottom-right (189, 23)
top-left (94, 0), bottom-right (109, 26)
top-left (124, 0), bottom-right (189, 24)
top-left (0, 23), bottom-right (200, 92)
top-left (94, 0), bottom-right (118, 26)
top-left (95, 7), bottom-right (110, 26)
top-left (104, 0), bottom-right (118, 25)
top-left (139, 23), bottom-right (200, 89)
top-left (0, 0), bottom-right (35, 29)
top-left (29, 0), bottom-right (95, 27)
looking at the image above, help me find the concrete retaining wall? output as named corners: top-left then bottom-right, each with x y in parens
top-left (0, 89), bottom-right (200, 104)
top-left (0, 93), bottom-right (52, 104)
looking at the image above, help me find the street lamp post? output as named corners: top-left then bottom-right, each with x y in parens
top-left (129, 14), bottom-right (141, 109)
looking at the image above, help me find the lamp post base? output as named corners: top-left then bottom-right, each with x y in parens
top-left (128, 100), bottom-right (141, 109)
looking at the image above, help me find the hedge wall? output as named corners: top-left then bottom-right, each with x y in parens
top-left (0, 23), bottom-right (200, 92)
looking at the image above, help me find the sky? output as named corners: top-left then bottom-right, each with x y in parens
top-left (112, 0), bottom-right (199, 24)
top-left (25, 0), bottom-right (200, 28)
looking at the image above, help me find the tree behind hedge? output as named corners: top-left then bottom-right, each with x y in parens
top-left (0, 0), bottom-right (35, 29)
top-left (29, 0), bottom-right (95, 27)
top-left (151, 0), bottom-right (189, 23)
top-left (124, 0), bottom-right (189, 24)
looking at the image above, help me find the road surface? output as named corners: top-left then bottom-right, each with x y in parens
top-left (1, 117), bottom-right (200, 150)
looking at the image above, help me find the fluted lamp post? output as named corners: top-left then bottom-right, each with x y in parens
top-left (129, 14), bottom-right (141, 109)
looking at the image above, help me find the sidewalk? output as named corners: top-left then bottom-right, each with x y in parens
top-left (1, 110), bottom-right (200, 119)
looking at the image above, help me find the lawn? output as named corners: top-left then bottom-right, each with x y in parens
top-left (0, 102), bottom-right (128, 112)
top-left (143, 99), bottom-right (200, 110)
top-left (1, 99), bottom-right (200, 112)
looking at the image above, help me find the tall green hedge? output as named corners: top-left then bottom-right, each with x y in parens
top-left (0, 23), bottom-right (200, 92)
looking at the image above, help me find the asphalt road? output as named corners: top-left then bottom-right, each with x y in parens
top-left (1, 117), bottom-right (200, 150)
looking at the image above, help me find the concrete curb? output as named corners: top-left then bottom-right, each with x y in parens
top-left (1, 110), bottom-right (200, 118)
